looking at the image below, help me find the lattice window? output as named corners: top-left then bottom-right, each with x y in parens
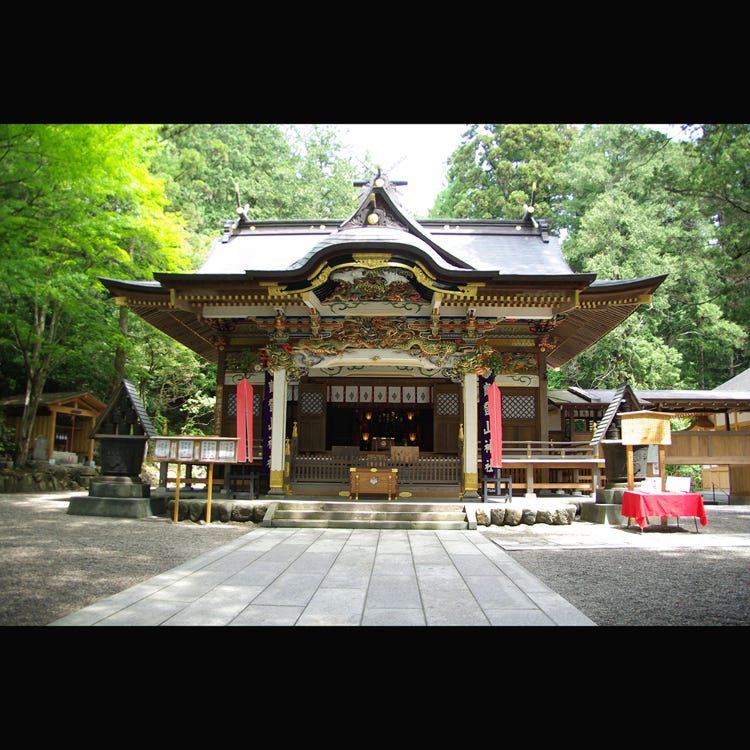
top-left (436, 392), bottom-right (459, 416)
top-left (300, 391), bottom-right (324, 415)
top-left (503, 395), bottom-right (535, 419)
top-left (226, 391), bottom-right (261, 416)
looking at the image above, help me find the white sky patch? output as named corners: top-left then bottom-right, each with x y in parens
top-left (332, 124), bottom-right (468, 216)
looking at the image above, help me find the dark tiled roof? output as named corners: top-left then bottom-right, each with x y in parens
top-left (550, 387), bottom-right (750, 413)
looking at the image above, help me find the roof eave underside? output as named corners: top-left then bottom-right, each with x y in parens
top-left (129, 303), bottom-right (220, 364)
top-left (544, 275), bottom-right (668, 368)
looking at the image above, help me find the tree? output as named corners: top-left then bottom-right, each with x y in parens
top-left (0, 124), bottom-right (188, 465)
top-left (672, 124), bottom-right (750, 375)
top-left (105, 124), bottom-right (361, 437)
top-left (557, 124), bottom-right (746, 388)
top-left (153, 124), bottom-right (359, 266)
top-left (430, 124), bottom-right (575, 219)
top-left (431, 123), bottom-right (746, 390)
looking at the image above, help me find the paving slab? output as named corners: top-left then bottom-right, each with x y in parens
top-left (50, 528), bottom-right (596, 626)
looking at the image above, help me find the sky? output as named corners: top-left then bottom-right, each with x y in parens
top-left (331, 124), bottom-right (468, 216)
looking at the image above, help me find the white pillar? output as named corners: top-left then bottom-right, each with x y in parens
top-left (268, 367), bottom-right (288, 494)
top-left (462, 372), bottom-right (480, 498)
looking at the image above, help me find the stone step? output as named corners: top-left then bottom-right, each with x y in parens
top-left (266, 501), bottom-right (468, 530)
top-left (273, 510), bottom-right (467, 522)
top-left (270, 518), bottom-right (469, 530)
top-left (276, 502), bottom-right (465, 513)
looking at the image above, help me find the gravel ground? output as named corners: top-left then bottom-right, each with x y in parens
top-left (2, 490), bottom-right (749, 627)
top-left (479, 506), bottom-right (750, 627)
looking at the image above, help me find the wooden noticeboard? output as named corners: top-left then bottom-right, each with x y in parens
top-left (620, 411), bottom-right (672, 446)
top-left (619, 412), bottom-right (672, 491)
top-left (151, 436), bottom-right (241, 523)
top-left (151, 436), bottom-right (240, 464)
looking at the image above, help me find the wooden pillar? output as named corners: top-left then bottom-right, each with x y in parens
top-left (626, 444), bottom-right (635, 490)
top-left (215, 348), bottom-right (226, 435)
top-left (538, 351), bottom-right (549, 441)
top-left (47, 409), bottom-right (57, 460)
top-left (659, 446), bottom-right (667, 491)
top-left (525, 463), bottom-right (535, 498)
top-left (87, 416), bottom-right (95, 463)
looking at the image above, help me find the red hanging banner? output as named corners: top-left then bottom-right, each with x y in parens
top-left (236, 378), bottom-right (253, 463)
top-left (488, 383), bottom-right (503, 468)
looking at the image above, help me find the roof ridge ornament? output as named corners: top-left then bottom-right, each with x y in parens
top-left (522, 181), bottom-right (539, 228)
top-left (234, 182), bottom-right (251, 223)
top-left (343, 167), bottom-right (409, 231)
top-left (352, 165), bottom-right (408, 190)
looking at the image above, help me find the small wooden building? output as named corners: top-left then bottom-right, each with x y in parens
top-left (547, 383), bottom-right (750, 500)
top-left (0, 391), bottom-right (106, 463)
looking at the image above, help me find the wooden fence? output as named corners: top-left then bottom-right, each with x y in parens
top-left (292, 452), bottom-right (462, 484)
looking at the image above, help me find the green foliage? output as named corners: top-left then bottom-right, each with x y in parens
top-left (554, 124), bottom-right (746, 389)
top-left (282, 125), bottom-right (360, 217)
top-left (0, 123), bottom-right (362, 448)
top-left (670, 416), bottom-right (693, 431)
top-left (0, 124), bottom-right (188, 462)
top-left (153, 124), bottom-right (359, 267)
top-left (680, 125), bottom-right (750, 368)
top-left (667, 463), bottom-right (703, 491)
top-left (112, 316), bottom-right (216, 435)
top-left (2, 121), bottom-right (747, 455)
top-left (431, 124), bottom-right (575, 219)
top-left (0, 409), bottom-right (15, 457)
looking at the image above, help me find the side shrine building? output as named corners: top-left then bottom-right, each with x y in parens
top-left (99, 172), bottom-right (666, 499)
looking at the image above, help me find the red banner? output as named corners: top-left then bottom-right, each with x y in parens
top-left (488, 383), bottom-right (502, 468)
top-left (236, 378), bottom-right (253, 462)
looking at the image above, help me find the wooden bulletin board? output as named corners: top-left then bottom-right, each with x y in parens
top-left (619, 411), bottom-right (672, 491)
top-left (620, 411), bottom-right (672, 446)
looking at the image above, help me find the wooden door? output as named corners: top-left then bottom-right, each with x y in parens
top-left (433, 383), bottom-right (462, 453)
top-left (297, 382), bottom-right (327, 452)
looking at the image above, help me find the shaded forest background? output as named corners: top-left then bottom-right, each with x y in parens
top-left (1, 123), bottom-right (747, 464)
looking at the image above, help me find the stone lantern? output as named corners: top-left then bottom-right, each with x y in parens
top-left (67, 379), bottom-right (156, 518)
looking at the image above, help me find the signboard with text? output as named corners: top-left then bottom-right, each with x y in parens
top-left (151, 436), bottom-right (240, 464)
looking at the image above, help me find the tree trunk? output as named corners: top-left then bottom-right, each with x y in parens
top-left (15, 375), bottom-right (46, 466)
top-left (14, 302), bottom-right (58, 466)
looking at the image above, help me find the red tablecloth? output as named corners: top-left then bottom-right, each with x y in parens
top-left (621, 490), bottom-right (708, 529)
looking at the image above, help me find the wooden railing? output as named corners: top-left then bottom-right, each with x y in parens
top-left (291, 441), bottom-right (605, 495)
top-left (497, 441), bottom-right (605, 495)
top-left (501, 441), bottom-right (599, 459)
top-left (292, 452), bottom-right (461, 484)
top-left (158, 440), bottom-right (606, 497)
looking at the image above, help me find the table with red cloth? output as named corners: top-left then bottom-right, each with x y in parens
top-left (621, 490), bottom-right (708, 530)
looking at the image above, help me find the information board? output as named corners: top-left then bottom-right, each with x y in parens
top-left (151, 436), bottom-right (240, 463)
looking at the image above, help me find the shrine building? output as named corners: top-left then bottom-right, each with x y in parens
top-left (98, 171), bottom-right (666, 499)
